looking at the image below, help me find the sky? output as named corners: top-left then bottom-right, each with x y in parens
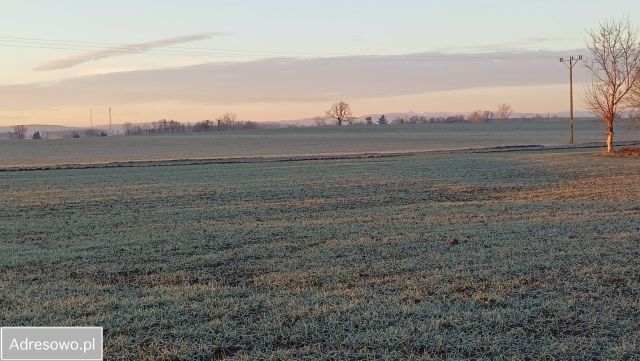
top-left (0, 0), bottom-right (639, 126)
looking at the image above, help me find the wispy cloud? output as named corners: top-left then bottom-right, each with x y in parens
top-left (34, 33), bottom-right (222, 71)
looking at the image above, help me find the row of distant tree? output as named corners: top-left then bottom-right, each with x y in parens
top-left (7, 104), bottom-right (603, 141)
top-left (315, 113), bottom-right (469, 127)
top-left (122, 113), bottom-right (258, 136)
top-left (193, 112), bottom-right (259, 132)
top-left (468, 104), bottom-right (514, 123)
top-left (7, 113), bottom-right (268, 140)
top-left (8, 125), bottom-right (109, 140)
top-left (315, 102), bottom-right (515, 127)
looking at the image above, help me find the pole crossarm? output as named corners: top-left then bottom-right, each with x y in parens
top-left (560, 55), bottom-right (583, 69)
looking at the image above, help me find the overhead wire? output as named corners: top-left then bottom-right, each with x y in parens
top-left (0, 36), bottom-right (561, 62)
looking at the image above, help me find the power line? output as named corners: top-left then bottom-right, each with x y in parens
top-left (0, 36), bottom-right (353, 57)
top-left (0, 36), bottom-right (561, 63)
top-left (0, 36), bottom-right (354, 56)
top-left (0, 41), bottom-right (273, 59)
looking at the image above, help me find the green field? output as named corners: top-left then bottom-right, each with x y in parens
top-left (1, 149), bottom-right (639, 359)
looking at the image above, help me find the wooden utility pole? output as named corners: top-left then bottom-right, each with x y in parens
top-left (560, 55), bottom-right (582, 144)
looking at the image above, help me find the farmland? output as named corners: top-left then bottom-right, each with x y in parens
top-left (0, 120), bottom-right (624, 169)
top-left (1, 147), bottom-right (639, 359)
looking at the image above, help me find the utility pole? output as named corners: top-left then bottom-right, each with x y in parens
top-left (560, 55), bottom-right (582, 144)
top-left (109, 107), bottom-right (112, 134)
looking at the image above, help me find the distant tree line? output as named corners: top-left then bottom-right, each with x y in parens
top-left (314, 113), bottom-right (469, 127)
top-left (313, 101), bottom-right (520, 127)
top-left (193, 112), bottom-right (259, 132)
top-left (83, 129), bottom-right (109, 137)
top-left (124, 119), bottom-right (187, 136)
top-left (388, 115), bottom-right (467, 125)
top-left (121, 113), bottom-right (259, 136)
top-left (6, 125), bottom-right (108, 140)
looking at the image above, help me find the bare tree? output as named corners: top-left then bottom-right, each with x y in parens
top-left (10, 125), bottom-right (27, 140)
top-left (468, 110), bottom-right (491, 123)
top-left (391, 117), bottom-right (405, 125)
top-left (497, 104), bottom-right (514, 121)
top-left (468, 111), bottom-right (482, 123)
top-left (628, 111), bottom-right (640, 129)
top-left (584, 18), bottom-right (640, 153)
top-left (216, 112), bottom-right (238, 130)
top-left (193, 120), bottom-right (214, 132)
top-left (123, 122), bottom-right (133, 136)
top-left (631, 76), bottom-right (640, 111)
top-left (630, 81), bottom-right (640, 128)
top-left (484, 111), bottom-right (495, 121)
top-left (326, 101), bottom-right (354, 126)
top-left (313, 116), bottom-right (327, 127)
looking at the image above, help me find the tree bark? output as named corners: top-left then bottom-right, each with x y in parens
top-left (606, 124), bottom-right (614, 153)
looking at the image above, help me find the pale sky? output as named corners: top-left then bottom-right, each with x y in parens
top-left (0, 1), bottom-right (638, 126)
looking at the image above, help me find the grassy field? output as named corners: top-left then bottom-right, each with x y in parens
top-left (1, 149), bottom-right (639, 359)
top-left (0, 120), bottom-right (623, 168)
